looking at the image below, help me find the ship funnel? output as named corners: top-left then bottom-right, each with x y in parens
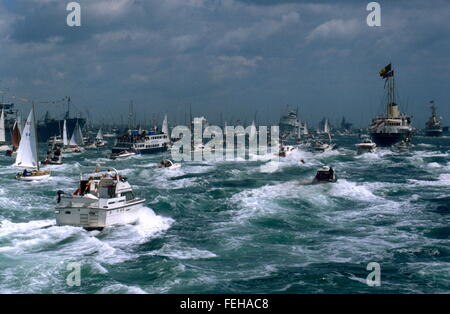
top-left (388, 103), bottom-right (400, 118)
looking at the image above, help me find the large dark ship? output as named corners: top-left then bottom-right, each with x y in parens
top-left (0, 102), bottom-right (19, 141)
top-left (369, 64), bottom-right (412, 147)
top-left (37, 98), bottom-right (86, 143)
top-left (279, 108), bottom-right (306, 143)
top-left (425, 101), bottom-right (443, 137)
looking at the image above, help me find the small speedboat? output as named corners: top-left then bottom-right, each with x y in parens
top-left (85, 142), bottom-right (97, 149)
top-left (312, 141), bottom-right (336, 153)
top-left (156, 160), bottom-right (181, 170)
top-left (276, 145), bottom-right (296, 157)
top-left (109, 150), bottom-right (136, 160)
top-left (95, 140), bottom-right (108, 147)
top-left (42, 158), bottom-right (63, 165)
top-left (63, 145), bottom-right (85, 153)
top-left (312, 166), bottom-right (337, 184)
top-left (356, 139), bottom-right (377, 154)
top-left (396, 140), bottom-right (409, 152)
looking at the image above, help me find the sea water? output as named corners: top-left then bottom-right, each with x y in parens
top-left (0, 136), bottom-right (449, 293)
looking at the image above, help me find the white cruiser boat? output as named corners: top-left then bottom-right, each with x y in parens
top-left (55, 167), bottom-right (145, 230)
top-left (356, 138), bottom-right (377, 154)
top-left (112, 130), bottom-right (169, 155)
top-left (312, 141), bottom-right (336, 153)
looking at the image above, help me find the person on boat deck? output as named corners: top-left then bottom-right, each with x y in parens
top-left (329, 167), bottom-right (334, 177)
top-left (23, 169), bottom-right (31, 176)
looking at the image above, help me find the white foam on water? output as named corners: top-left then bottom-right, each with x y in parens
top-left (138, 167), bottom-right (199, 189)
top-left (229, 181), bottom-right (334, 223)
top-left (414, 150), bottom-right (449, 158)
top-left (96, 283), bottom-right (147, 294)
top-left (148, 243), bottom-right (217, 260)
top-left (330, 180), bottom-right (382, 202)
top-left (417, 143), bottom-right (435, 148)
top-left (408, 173), bottom-right (450, 187)
top-left (0, 219), bottom-right (54, 238)
top-left (95, 207), bottom-right (173, 255)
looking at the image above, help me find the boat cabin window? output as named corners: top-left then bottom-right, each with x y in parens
top-left (122, 191), bottom-right (135, 202)
top-left (99, 178), bottom-right (116, 198)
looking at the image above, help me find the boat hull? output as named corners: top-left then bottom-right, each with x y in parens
top-left (370, 132), bottom-right (409, 147)
top-left (425, 129), bottom-right (443, 137)
top-left (55, 199), bottom-right (145, 230)
top-left (112, 146), bottom-right (167, 155)
top-left (16, 173), bottom-right (51, 181)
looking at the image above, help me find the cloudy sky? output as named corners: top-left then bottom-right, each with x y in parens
top-left (0, 0), bottom-right (449, 128)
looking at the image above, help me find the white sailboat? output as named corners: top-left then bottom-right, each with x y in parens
top-left (95, 128), bottom-right (107, 147)
top-left (312, 120), bottom-right (336, 153)
top-left (162, 115), bottom-right (169, 138)
top-left (17, 115), bottom-right (24, 135)
top-left (63, 120), bottom-right (69, 146)
top-left (0, 109), bottom-right (10, 151)
top-left (323, 119), bottom-right (330, 134)
top-left (15, 106), bottom-right (51, 181)
top-left (68, 120), bottom-right (85, 152)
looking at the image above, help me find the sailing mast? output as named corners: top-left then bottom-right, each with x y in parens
top-left (32, 102), bottom-right (40, 171)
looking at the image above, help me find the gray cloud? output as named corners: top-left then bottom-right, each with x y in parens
top-left (0, 0), bottom-right (449, 127)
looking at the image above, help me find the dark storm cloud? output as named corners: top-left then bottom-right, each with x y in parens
top-left (0, 0), bottom-right (449, 127)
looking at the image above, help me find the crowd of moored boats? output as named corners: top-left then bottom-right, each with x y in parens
top-left (0, 64), bottom-right (447, 230)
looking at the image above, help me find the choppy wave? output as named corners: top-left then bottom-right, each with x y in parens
top-left (1, 135), bottom-right (450, 293)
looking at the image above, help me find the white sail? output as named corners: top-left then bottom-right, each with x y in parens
top-left (17, 115), bottom-right (23, 135)
top-left (162, 115), bottom-right (169, 137)
top-left (76, 122), bottom-right (84, 145)
top-left (69, 121), bottom-right (84, 146)
top-left (69, 126), bottom-right (77, 146)
top-left (15, 109), bottom-right (38, 169)
top-left (63, 120), bottom-right (69, 146)
top-left (0, 109), bottom-right (5, 143)
top-left (96, 128), bottom-right (103, 140)
top-left (303, 122), bottom-right (308, 135)
top-left (249, 121), bottom-right (257, 142)
top-left (324, 119), bottom-right (330, 134)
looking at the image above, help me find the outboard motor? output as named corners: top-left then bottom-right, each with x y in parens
top-left (57, 190), bottom-right (65, 203)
